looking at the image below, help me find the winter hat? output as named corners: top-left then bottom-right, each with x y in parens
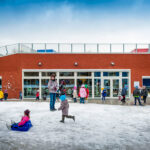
top-left (81, 84), bottom-right (85, 88)
top-left (60, 95), bottom-right (66, 101)
top-left (24, 109), bottom-right (30, 116)
top-left (74, 86), bottom-right (77, 90)
top-left (135, 86), bottom-right (138, 89)
top-left (4, 89), bottom-right (7, 93)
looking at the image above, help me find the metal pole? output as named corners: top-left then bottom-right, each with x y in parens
top-left (18, 43), bottom-right (20, 53)
top-left (58, 43), bottom-right (60, 53)
top-left (123, 43), bottom-right (125, 53)
top-left (71, 43), bottom-right (73, 53)
top-left (149, 44), bottom-right (150, 53)
top-left (97, 44), bottom-right (99, 53)
top-left (5, 46), bottom-right (8, 55)
top-left (136, 44), bottom-right (138, 54)
top-left (31, 43), bottom-right (33, 52)
top-left (84, 44), bottom-right (86, 53)
top-left (45, 43), bottom-right (47, 52)
top-left (110, 43), bottom-right (112, 53)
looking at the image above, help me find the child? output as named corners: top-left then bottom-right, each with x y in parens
top-left (118, 89), bottom-right (122, 101)
top-left (78, 84), bottom-right (87, 104)
top-left (4, 90), bottom-right (8, 100)
top-left (43, 91), bottom-right (47, 100)
top-left (85, 84), bottom-right (89, 103)
top-left (36, 89), bottom-right (39, 100)
top-left (6, 109), bottom-right (32, 131)
top-left (0, 89), bottom-right (4, 101)
top-left (102, 89), bottom-right (107, 101)
top-left (73, 86), bottom-right (78, 103)
top-left (58, 91), bottom-right (75, 123)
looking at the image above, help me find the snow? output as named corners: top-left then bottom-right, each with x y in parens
top-left (0, 102), bottom-right (150, 150)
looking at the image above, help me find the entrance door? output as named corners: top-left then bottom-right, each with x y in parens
top-left (112, 79), bottom-right (119, 97)
top-left (103, 78), bottom-right (120, 98)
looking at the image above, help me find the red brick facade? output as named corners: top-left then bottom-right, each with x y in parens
top-left (0, 53), bottom-right (150, 98)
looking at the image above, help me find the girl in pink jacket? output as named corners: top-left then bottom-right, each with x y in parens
top-left (6, 109), bottom-right (31, 130)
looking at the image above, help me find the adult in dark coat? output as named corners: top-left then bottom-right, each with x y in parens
top-left (141, 86), bottom-right (148, 104)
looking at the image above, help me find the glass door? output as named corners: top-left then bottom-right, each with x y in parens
top-left (112, 79), bottom-right (119, 97)
top-left (104, 79), bottom-right (110, 97)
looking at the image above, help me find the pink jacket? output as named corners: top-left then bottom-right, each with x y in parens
top-left (79, 87), bottom-right (87, 98)
top-left (18, 116), bottom-right (29, 126)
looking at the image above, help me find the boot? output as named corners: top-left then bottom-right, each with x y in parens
top-left (66, 115), bottom-right (75, 122)
top-left (60, 115), bottom-right (65, 123)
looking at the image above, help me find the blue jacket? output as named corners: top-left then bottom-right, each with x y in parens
top-left (102, 90), bottom-right (107, 97)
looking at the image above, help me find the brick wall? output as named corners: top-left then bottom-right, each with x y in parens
top-left (0, 53), bottom-right (150, 98)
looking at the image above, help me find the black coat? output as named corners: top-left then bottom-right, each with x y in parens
top-left (141, 89), bottom-right (148, 97)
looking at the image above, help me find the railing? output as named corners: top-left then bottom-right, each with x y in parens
top-left (0, 43), bottom-right (150, 56)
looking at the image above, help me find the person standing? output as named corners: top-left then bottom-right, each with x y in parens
top-left (133, 86), bottom-right (143, 106)
top-left (85, 84), bottom-right (89, 103)
top-left (102, 89), bottom-right (107, 101)
top-left (141, 86), bottom-right (148, 104)
top-left (4, 90), bottom-right (8, 100)
top-left (121, 87), bottom-right (127, 103)
top-left (48, 74), bottom-right (58, 111)
top-left (78, 84), bottom-right (87, 104)
top-left (73, 86), bottom-right (78, 103)
top-left (0, 89), bottom-right (4, 101)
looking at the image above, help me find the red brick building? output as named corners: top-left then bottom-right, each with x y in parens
top-left (0, 43), bottom-right (150, 99)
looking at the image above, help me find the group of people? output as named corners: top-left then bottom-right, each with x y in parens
top-left (0, 89), bottom-right (8, 101)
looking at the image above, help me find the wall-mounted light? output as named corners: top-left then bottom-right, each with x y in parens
top-left (111, 62), bottom-right (115, 66)
top-left (38, 62), bottom-right (42, 66)
top-left (74, 62), bottom-right (78, 66)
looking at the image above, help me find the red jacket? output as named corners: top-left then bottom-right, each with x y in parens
top-left (36, 92), bottom-right (39, 97)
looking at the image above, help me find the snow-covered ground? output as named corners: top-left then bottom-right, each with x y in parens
top-left (0, 102), bottom-right (150, 150)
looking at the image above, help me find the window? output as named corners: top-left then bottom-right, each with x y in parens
top-left (24, 79), bottom-right (39, 98)
top-left (42, 72), bottom-right (56, 76)
top-left (122, 72), bottom-right (129, 77)
top-left (143, 78), bottom-right (150, 96)
top-left (103, 72), bottom-right (119, 77)
top-left (122, 79), bottom-right (129, 96)
top-left (94, 79), bottom-right (101, 97)
top-left (94, 72), bottom-right (101, 77)
top-left (59, 79), bottom-right (74, 96)
top-left (77, 79), bottom-right (92, 97)
top-left (59, 72), bottom-right (74, 76)
top-left (24, 72), bottom-right (39, 77)
top-left (77, 72), bottom-right (91, 76)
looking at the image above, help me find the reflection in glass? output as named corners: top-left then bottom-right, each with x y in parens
top-left (103, 72), bottom-right (119, 77)
top-left (41, 79), bottom-right (49, 98)
top-left (94, 79), bottom-right (101, 97)
top-left (122, 79), bottom-right (129, 96)
top-left (77, 72), bottom-right (91, 76)
top-left (42, 72), bottom-right (56, 76)
top-left (24, 79), bottom-right (39, 98)
top-left (113, 79), bottom-right (119, 97)
top-left (59, 79), bottom-right (74, 96)
top-left (24, 72), bottom-right (39, 77)
top-left (104, 79), bottom-right (110, 97)
top-left (59, 72), bottom-right (74, 76)
top-left (77, 79), bottom-right (92, 97)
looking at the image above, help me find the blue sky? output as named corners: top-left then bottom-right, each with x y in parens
top-left (0, 0), bottom-right (150, 45)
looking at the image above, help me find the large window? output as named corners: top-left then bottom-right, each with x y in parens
top-left (122, 79), bottom-right (129, 96)
top-left (77, 72), bottom-right (91, 76)
top-left (24, 72), bottom-right (39, 77)
top-left (94, 79), bottom-right (101, 97)
top-left (143, 78), bottom-right (150, 96)
top-left (77, 79), bottom-right (92, 97)
top-left (23, 70), bottom-right (130, 99)
top-left (60, 72), bottom-right (74, 76)
top-left (24, 79), bottom-right (39, 98)
top-left (103, 72), bottom-right (119, 77)
top-left (59, 79), bottom-right (74, 96)
top-left (42, 72), bottom-right (56, 77)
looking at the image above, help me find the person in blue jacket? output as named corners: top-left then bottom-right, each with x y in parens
top-left (102, 89), bottom-right (107, 101)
